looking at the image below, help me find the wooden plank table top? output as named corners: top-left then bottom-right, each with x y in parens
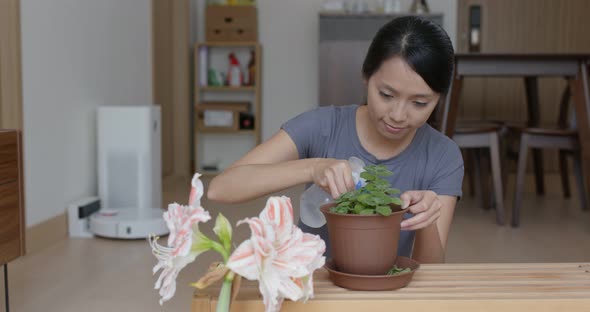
top-left (192, 262), bottom-right (590, 312)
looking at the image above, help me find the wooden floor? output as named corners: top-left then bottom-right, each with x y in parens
top-left (1, 174), bottom-right (589, 312)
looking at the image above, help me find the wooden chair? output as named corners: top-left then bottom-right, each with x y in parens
top-left (453, 122), bottom-right (506, 225)
top-left (430, 112), bottom-right (506, 226)
top-left (512, 86), bottom-right (589, 227)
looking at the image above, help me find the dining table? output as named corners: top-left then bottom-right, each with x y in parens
top-left (440, 53), bottom-right (590, 202)
top-left (192, 262), bottom-right (590, 311)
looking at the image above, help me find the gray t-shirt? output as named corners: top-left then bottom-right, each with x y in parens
top-left (281, 104), bottom-right (464, 258)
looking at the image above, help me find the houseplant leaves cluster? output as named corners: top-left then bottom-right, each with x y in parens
top-left (331, 165), bottom-right (403, 216)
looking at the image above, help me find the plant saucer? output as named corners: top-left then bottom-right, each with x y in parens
top-left (324, 256), bottom-right (419, 291)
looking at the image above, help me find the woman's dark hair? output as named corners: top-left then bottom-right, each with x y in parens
top-left (362, 16), bottom-right (454, 95)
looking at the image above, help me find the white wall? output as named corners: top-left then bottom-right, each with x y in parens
top-left (21, 0), bottom-right (153, 226)
top-left (195, 0), bottom-right (456, 143)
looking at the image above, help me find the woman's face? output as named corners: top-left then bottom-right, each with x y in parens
top-left (365, 56), bottom-right (440, 141)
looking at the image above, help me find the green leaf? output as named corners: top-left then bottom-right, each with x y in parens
top-left (373, 179), bottom-right (389, 187)
top-left (371, 196), bottom-right (384, 205)
top-left (365, 184), bottom-right (378, 192)
top-left (191, 229), bottom-right (213, 255)
top-left (357, 194), bottom-right (373, 205)
top-left (340, 191), bottom-right (354, 200)
top-left (376, 205), bottom-right (392, 216)
top-left (213, 213), bottom-right (233, 252)
top-left (354, 203), bottom-right (365, 214)
top-left (381, 196), bottom-right (395, 205)
top-left (387, 266), bottom-right (411, 275)
top-left (391, 197), bottom-right (403, 206)
top-left (387, 188), bottom-right (401, 195)
top-left (363, 165), bottom-right (393, 179)
top-left (359, 209), bottom-right (375, 215)
top-left (376, 193), bottom-right (391, 201)
top-left (336, 202), bottom-right (350, 209)
top-left (360, 172), bottom-right (376, 181)
top-left (333, 203), bottom-right (349, 214)
top-left (376, 170), bottom-right (393, 177)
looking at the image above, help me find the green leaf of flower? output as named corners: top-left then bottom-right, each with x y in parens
top-left (213, 213), bottom-right (233, 252)
top-left (191, 229), bottom-right (213, 255)
top-left (359, 209), bottom-right (375, 215)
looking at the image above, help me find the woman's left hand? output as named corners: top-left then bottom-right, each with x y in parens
top-left (399, 190), bottom-right (442, 231)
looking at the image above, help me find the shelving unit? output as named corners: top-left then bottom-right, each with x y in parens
top-left (200, 86), bottom-right (256, 92)
top-left (192, 42), bottom-right (262, 175)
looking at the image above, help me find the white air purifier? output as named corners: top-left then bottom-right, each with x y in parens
top-left (89, 106), bottom-right (169, 239)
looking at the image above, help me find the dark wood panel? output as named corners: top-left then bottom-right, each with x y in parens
top-left (0, 181), bottom-right (21, 263)
top-left (0, 130), bottom-right (18, 185)
top-left (153, 0), bottom-right (191, 179)
top-left (153, 0), bottom-right (173, 176)
top-left (0, 130), bottom-right (24, 263)
top-left (458, 0), bottom-right (590, 54)
top-left (0, 0), bottom-right (23, 130)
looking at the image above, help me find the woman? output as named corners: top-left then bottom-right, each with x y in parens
top-left (208, 16), bottom-right (463, 264)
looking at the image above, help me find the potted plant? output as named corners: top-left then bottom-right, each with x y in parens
top-left (320, 165), bottom-right (406, 276)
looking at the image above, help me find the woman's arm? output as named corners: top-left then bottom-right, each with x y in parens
top-left (207, 130), bottom-right (354, 203)
top-left (411, 195), bottom-right (457, 263)
top-left (208, 130), bottom-right (308, 203)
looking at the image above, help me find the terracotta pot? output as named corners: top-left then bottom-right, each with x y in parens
top-left (320, 203), bottom-right (405, 275)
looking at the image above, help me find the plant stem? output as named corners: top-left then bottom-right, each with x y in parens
top-left (216, 271), bottom-right (235, 312)
top-left (210, 240), bottom-right (230, 262)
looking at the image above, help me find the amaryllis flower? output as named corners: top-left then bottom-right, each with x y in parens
top-left (149, 173), bottom-right (211, 305)
top-left (226, 196), bottom-right (326, 312)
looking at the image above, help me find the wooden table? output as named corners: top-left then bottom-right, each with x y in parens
top-left (192, 262), bottom-right (590, 311)
top-left (441, 54), bottom-right (590, 206)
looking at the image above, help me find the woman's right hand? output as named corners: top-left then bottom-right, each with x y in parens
top-left (310, 158), bottom-right (356, 199)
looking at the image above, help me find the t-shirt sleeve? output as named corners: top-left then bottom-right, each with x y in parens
top-left (427, 141), bottom-right (464, 198)
top-left (280, 106), bottom-right (333, 159)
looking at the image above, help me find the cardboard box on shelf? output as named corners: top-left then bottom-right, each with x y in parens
top-left (206, 5), bottom-right (257, 42)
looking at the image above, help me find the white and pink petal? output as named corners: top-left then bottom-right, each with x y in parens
top-left (260, 196), bottom-right (294, 241)
top-left (226, 240), bottom-right (261, 281)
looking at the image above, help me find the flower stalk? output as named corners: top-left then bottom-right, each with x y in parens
top-left (216, 271), bottom-right (235, 312)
